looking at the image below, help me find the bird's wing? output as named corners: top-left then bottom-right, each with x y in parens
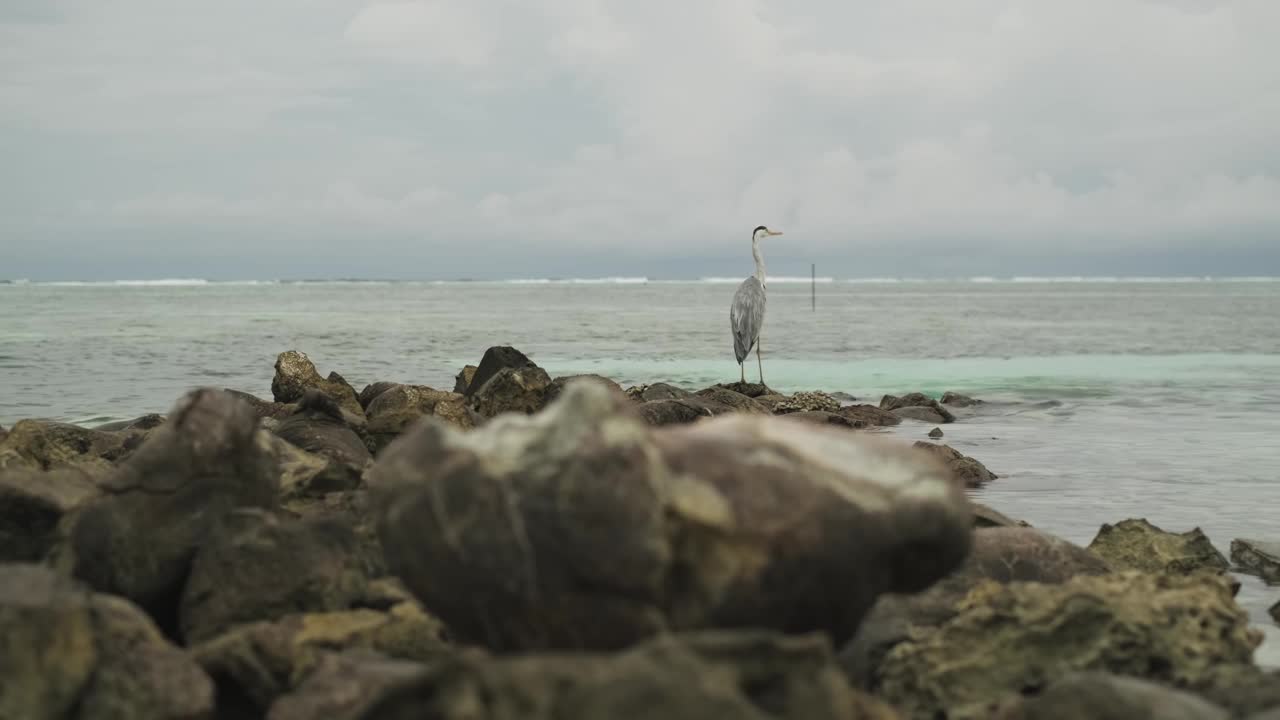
top-left (730, 276), bottom-right (766, 364)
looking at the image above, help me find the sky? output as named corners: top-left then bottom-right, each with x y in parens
top-left (2, 0), bottom-right (1279, 280)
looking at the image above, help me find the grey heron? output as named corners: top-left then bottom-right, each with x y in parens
top-left (730, 225), bottom-right (783, 383)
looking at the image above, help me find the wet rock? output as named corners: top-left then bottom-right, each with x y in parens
top-left (995, 672), bottom-right (1230, 720)
top-left (927, 427), bottom-right (943, 438)
top-left (275, 391), bottom-right (373, 492)
top-left (0, 564), bottom-right (214, 720)
top-left (881, 393), bottom-right (956, 423)
top-left (712, 381), bottom-right (777, 398)
top-left (912, 441), bottom-right (997, 487)
top-left (194, 600), bottom-right (449, 715)
top-left (626, 382), bottom-right (695, 402)
top-left (941, 391), bottom-right (982, 408)
top-left (453, 365), bottom-right (478, 394)
top-left (357, 381), bottom-right (400, 410)
top-left (836, 404), bottom-right (902, 427)
top-left (69, 388), bottom-right (281, 630)
top-left (366, 384), bottom-right (473, 452)
top-left (225, 389), bottom-right (296, 422)
top-left (281, 489), bottom-right (384, 578)
top-left (636, 397), bottom-right (724, 425)
top-left (179, 508), bottom-right (369, 644)
top-left (1230, 538), bottom-right (1280, 583)
top-left (842, 527), bottom-right (1109, 690)
top-left (370, 379), bottom-right (971, 652)
top-left (259, 430), bottom-right (329, 498)
top-left (753, 393), bottom-right (790, 411)
top-left (468, 366), bottom-right (553, 419)
top-left (1088, 518), bottom-right (1229, 575)
top-left (772, 391), bottom-right (842, 415)
top-left (876, 570), bottom-right (1258, 720)
top-left (271, 350), bottom-right (364, 418)
top-left (970, 501), bottom-right (1029, 528)
top-left (265, 651), bottom-right (433, 720)
top-left (695, 386), bottom-right (770, 413)
top-left (465, 345), bottom-right (539, 398)
top-left (0, 419), bottom-right (133, 473)
top-left (93, 413), bottom-right (167, 432)
top-left (284, 630), bottom-right (897, 720)
top-left (0, 466), bottom-right (101, 563)
top-left (543, 373), bottom-right (625, 408)
top-left (779, 410), bottom-right (866, 430)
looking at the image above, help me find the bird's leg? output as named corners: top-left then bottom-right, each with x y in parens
top-left (740, 363), bottom-right (745, 383)
top-left (756, 339), bottom-right (764, 385)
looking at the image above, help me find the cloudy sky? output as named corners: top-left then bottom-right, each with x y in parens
top-left (2, 0), bottom-right (1278, 280)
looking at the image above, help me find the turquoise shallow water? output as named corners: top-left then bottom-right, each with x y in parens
top-left (1, 279), bottom-right (1278, 661)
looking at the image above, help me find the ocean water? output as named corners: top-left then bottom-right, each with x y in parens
top-left (2, 277), bottom-right (1279, 662)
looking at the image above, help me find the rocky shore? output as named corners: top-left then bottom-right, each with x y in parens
top-left (2, 345), bottom-right (1278, 719)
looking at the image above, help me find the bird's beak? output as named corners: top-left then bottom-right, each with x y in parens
top-left (768, 229), bottom-right (784, 236)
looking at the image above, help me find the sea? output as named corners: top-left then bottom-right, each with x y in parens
top-left (2, 276), bottom-right (1279, 663)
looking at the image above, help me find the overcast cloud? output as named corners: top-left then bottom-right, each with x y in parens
top-left (2, 0), bottom-right (1279, 279)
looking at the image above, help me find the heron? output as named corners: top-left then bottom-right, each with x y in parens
top-left (730, 225), bottom-right (783, 384)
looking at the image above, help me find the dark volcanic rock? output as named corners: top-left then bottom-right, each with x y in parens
top-left (357, 381), bottom-right (400, 410)
top-left (1230, 538), bottom-right (1280, 583)
top-left (365, 384), bottom-right (473, 452)
top-left (543, 374), bottom-right (625, 409)
top-left (835, 404), bottom-right (902, 427)
top-left (0, 467), bottom-right (100, 563)
top-left (712, 381), bottom-right (776, 398)
top-left (453, 364), bottom-right (478, 394)
top-left (93, 414), bottom-right (167, 432)
top-left (636, 397), bottom-right (724, 425)
top-left (876, 571), bottom-right (1259, 720)
top-left (927, 427), bottom-right (943, 438)
top-left (225, 389), bottom-right (295, 422)
top-left (995, 672), bottom-right (1230, 720)
top-left (265, 651), bottom-right (433, 720)
top-left (626, 382), bottom-right (695, 402)
top-left (970, 502), bottom-right (1029, 528)
top-left (941, 391), bottom-right (982, 408)
top-left (275, 391), bottom-right (373, 492)
top-left (68, 388), bottom-right (282, 630)
top-left (270, 630), bottom-right (897, 720)
top-left (0, 419), bottom-right (133, 473)
top-left (881, 393), bottom-right (956, 424)
top-left (271, 350), bottom-right (363, 418)
top-left (778, 410), bottom-right (866, 430)
top-left (468, 366), bottom-right (553, 419)
top-left (912, 441), bottom-right (997, 487)
top-left (1088, 518), bottom-right (1230, 575)
top-left (0, 564), bottom-right (214, 720)
top-left (695, 386), bottom-right (769, 413)
top-left (465, 345), bottom-right (538, 398)
top-left (370, 378), bottom-right (971, 652)
top-left (179, 508), bottom-right (369, 644)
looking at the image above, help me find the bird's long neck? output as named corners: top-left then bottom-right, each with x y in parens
top-left (752, 236), bottom-right (766, 288)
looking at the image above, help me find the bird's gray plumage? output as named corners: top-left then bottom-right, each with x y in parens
top-left (730, 275), bottom-right (765, 364)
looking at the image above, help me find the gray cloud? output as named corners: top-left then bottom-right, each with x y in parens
top-left (2, 0), bottom-right (1279, 279)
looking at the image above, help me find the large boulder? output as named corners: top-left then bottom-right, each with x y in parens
top-left (280, 488), bottom-right (384, 578)
top-left (1088, 518), bottom-right (1230, 575)
top-left (369, 379), bottom-right (972, 652)
top-left (911, 441), bottom-right (998, 487)
top-left (0, 419), bottom-right (136, 473)
top-left (464, 345), bottom-right (539, 398)
top-left (779, 410), bottom-right (867, 430)
top-left (68, 388), bottom-right (282, 630)
top-left (940, 391), bottom-right (982, 408)
top-left (178, 508), bottom-right (369, 644)
top-left (636, 397), bottom-right (726, 426)
top-left (881, 393), bottom-right (956, 424)
top-left (365, 384), bottom-right (473, 452)
top-left (468, 366), bottom-right (553, 419)
top-left (1230, 538), bottom-right (1280, 583)
top-left (695, 386), bottom-right (770, 413)
top-left (0, 564), bottom-right (214, 720)
top-left (875, 571), bottom-right (1260, 720)
top-left (994, 672), bottom-right (1230, 720)
top-left (626, 382), bottom-right (695, 402)
top-left (0, 466), bottom-right (101, 563)
top-left (271, 350), bottom-right (363, 418)
top-left (274, 391), bottom-right (373, 492)
top-left (356, 381), bottom-right (400, 411)
top-left (225, 389), bottom-right (296, 422)
top-left (543, 374), bottom-right (625, 408)
top-left (269, 630), bottom-right (898, 720)
top-left (836, 405), bottom-right (902, 427)
top-left (453, 365), bottom-right (478, 394)
top-left (711, 381), bottom-right (777, 398)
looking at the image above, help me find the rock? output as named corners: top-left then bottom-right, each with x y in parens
top-left (275, 630), bottom-right (898, 720)
top-left (927, 427), bottom-right (943, 438)
top-left (970, 501), bottom-right (1028, 528)
top-left (453, 365), bottom-right (478, 394)
top-left (0, 419), bottom-right (134, 473)
top-left (695, 386), bottom-right (770, 413)
top-left (941, 391), bottom-right (982, 408)
top-left (1088, 518), bottom-right (1229, 575)
top-left (357, 381), bottom-right (400, 410)
top-left (265, 651), bottom-right (433, 720)
top-left (912, 441), bottom-right (997, 487)
top-left (882, 393), bottom-right (956, 423)
top-left (0, 466), bottom-right (101, 563)
top-left (636, 397), bottom-right (725, 425)
top-left (280, 489), bottom-right (384, 578)
top-left (627, 382), bottom-right (695, 402)
top-left (370, 378), bottom-right (971, 652)
top-left (543, 374), bottom-right (625, 408)
top-left (93, 414), bottom-right (167, 432)
top-left (258, 430), bottom-right (330, 498)
top-left (1271, 599), bottom-right (1279, 623)
top-left (771, 391), bottom-right (842, 415)
top-left (875, 570), bottom-right (1259, 720)
top-left (468, 365), bottom-right (553, 419)
top-left (179, 508), bottom-right (369, 644)
top-left (711, 381), bottom-right (776, 398)
top-left (778, 410), bottom-right (866, 430)
top-left (752, 393), bottom-right (790, 411)
top-left (68, 388), bottom-right (282, 631)
top-left (842, 527), bottom-right (1109, 690)
top-left (995, 672), bottom-right (1230, 720)
top-left (465, 345), bottom-right (538, 398)
top-left (193, 600), bottom-right (449, 715)
top-left (1230, 538), bottom-right (1280, 583)
top-left (836, 404), bottom-right (902, 427)
top-left (0, 564), bottom-right (215, 720)
top-left (271, 350), bottom-right (363, 418)
top-left (274, 391), bottom-right (373, 492)
top-left (366, 384), bottom-right (473, 451)
top-left (1193, 666), bottom-right (1280, 718)
top-left (225, 389), bottom-right (296, 422)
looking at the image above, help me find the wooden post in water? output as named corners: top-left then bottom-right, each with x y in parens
top-left (811, 263), bottom-right (816, 310)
